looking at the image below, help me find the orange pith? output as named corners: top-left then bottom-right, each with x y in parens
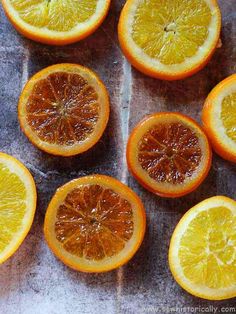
top-left (44, 175), bottom-right (146, 272)
top-left (127, 113), bottom-right (212, 198)
top-left (18, 64), bottom-right (110, 156)
top-left (56, 184), bottom-right (134, 261)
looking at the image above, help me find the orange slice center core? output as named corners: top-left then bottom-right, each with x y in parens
top-left (138, 122), bottom-right (202, 184)
top-left (55, 184), bottom-right (134, 261)
top-left (26, 72), bottom-right (100, 146)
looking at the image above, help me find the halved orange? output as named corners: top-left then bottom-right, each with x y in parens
top-left (127, 113), bottom-right (212, 198)
top-left (18, 63), bottom-right (110, 157)
top-left (2, 0), bottom-right (111, 45)
top-left (202, 74), bottom-right (236, 163)
top-left (169, 196), bottom-right (236, 300)
top-left (118, 0), bottom-right (221, 80)
top-left (44, 175), bottom-right (146, 272)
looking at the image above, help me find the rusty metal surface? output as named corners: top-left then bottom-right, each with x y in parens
top-left (0, 1), bottom-right (235, 313)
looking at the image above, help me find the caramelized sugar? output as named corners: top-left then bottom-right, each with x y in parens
top-left (26, 72), bottom-right (99, 146)
top-left (138, 123), bottom-right (202, 184)
top-left (55, 185), bottom-right (134, 260)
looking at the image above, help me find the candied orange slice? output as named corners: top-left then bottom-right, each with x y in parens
top-left (44, 175), bottom-right (146, 272)
top-left (127, 113), bottom-right (212, 198)
top-left (18, 64), bottom-right (110, 156)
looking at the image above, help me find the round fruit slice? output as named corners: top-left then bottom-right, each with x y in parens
top-left (44, 175), bottom-right (146, 272)
top-left (127, 113), bottom-right (212, 198)
top-left (169, 196), bottom-right (236, 300)
top-left (0, 152), bottom-right (37, 264)
top-left (18, 63), bottom-right (110, 157)
top-left (202, 74), bottom-right (236, 163)
top-left (118, 0), bottom-right (221, 80)
top-left (2, 0), bottom-right (111, 45)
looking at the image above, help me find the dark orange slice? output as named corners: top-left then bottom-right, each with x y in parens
top-left (44, 175), bottom-right (146, 272)
top-left (127, 113), bottom-right (212, 198)
top-left (18, 63), bottom-right (109, 156)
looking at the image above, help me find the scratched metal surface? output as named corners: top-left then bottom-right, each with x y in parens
top-left (0, 1), bottom-right (235, 314)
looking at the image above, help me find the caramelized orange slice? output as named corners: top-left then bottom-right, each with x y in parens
top-left (44, 175), bottom-right (146, 272)
top-left (127, 113), bottom-right (212, 198)
top-left (18, 63), bottom-right (109, 156)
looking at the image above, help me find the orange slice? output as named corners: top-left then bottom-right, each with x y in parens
top-left (118, 0), bottom-right (221, 80)
top-left (0, 152), bottom-right (37, 264)
top-left (127, 113), bottom-right (212, 198)
top-left (169, 196), bottom-right (236, 300)
top-left (202, 74), bottom-right (236, 163)
top-left (44, 175), bottom-right (146, 272)
top-left (2, 0), bottom-right (111, 45)
top-left (18, 63), bottom-right (110, 157)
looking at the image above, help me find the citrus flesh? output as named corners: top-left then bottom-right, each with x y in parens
top-left (169, 196), bottom-right (236, 300)
top-left (118, 0), bottom-right (221, 79)
top-left (138, 122), bottom-right (202, 184)
top-left (10, 0), bottom-right (97, 31)
top-left (0, 153), bottom-right (36, 264)
top-left (44, 175), bottom-right (146, 272)
top-left (221, 92), bottom-right (236, 142)
top-left (56, 185), bottom-right (134, 260)
top-left (18, 64), bottom-right (109, 156)
top-left (26, 73), bottom-right (99, 145)
top-left (127, 113), bottom-right (212, 197)
top-left (2, 0), bottom-right (110, 45)
top-left (202, 74), bottom-right (236, 162)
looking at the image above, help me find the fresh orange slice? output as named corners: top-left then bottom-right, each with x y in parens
top-left (44, 175), bottom-right (146, 272)
top-left (202, 74), bottom-right (236, 163)
top-left (18, 63), bottom-right (110, 157)
top-left (118, 0), bottom-right (221, 80)
top-left (0, 152), bottom-right (37, 264)
top-left (169, 196), bottom-right (236, 300)
top-left (2, 0), bottom-right (111, 45)
top-left (127, 113), bottom-right (212, 198)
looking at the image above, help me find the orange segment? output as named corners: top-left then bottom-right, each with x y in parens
top-left (118, 0), bottom-right (221, 80)
top-left (202, 74), bottom-right (236, 163)
top-left (18, 64), bottom-right (110, 156)
top-left (2, 0), bottom-right (111, 45)
top-left (44, 175), bottom-right (146, 272)
top-left (127, 113), bottom-right (212, 198)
